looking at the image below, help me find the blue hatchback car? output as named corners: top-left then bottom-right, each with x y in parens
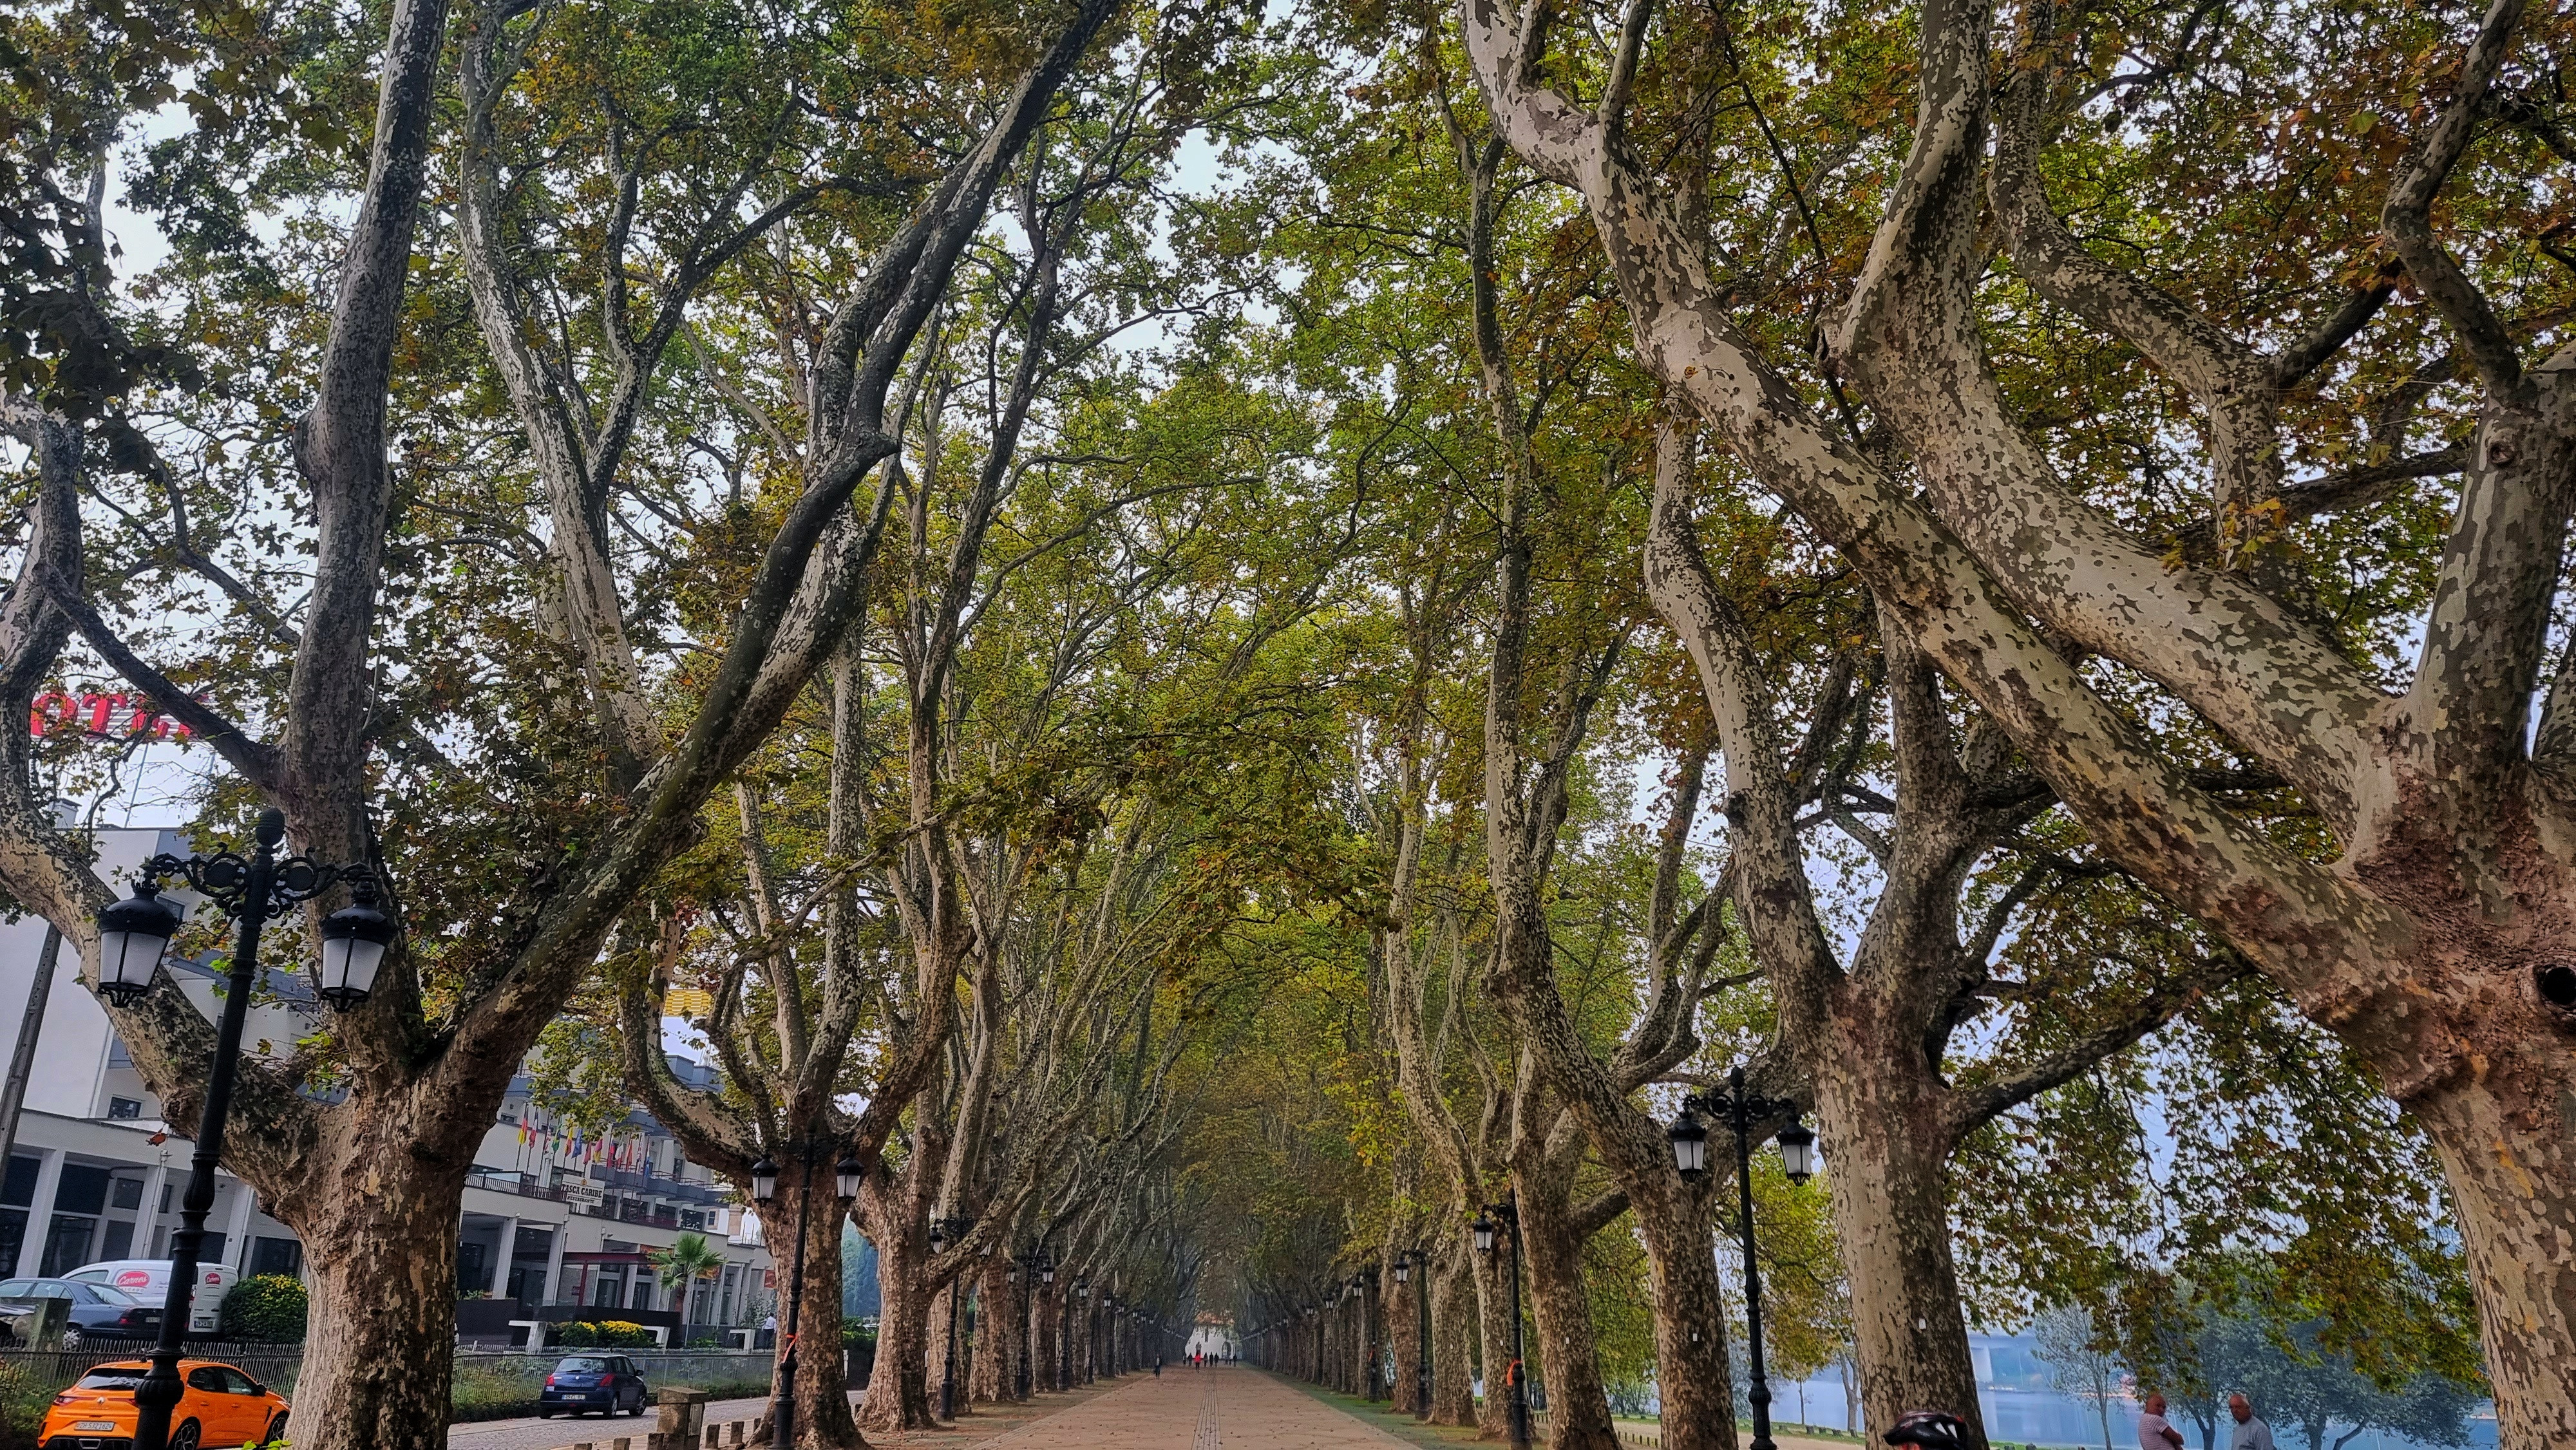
top-left (536, 1353), bottom-right (650, 1417)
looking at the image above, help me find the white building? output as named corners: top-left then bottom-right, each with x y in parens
top-left (0, 827), bottom-right (775, 1339)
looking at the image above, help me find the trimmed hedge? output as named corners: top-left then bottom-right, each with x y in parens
top-left (218, 1275), bottom-right (310, 1343)
top-left (549, 1319), bottom-right (658, 1348)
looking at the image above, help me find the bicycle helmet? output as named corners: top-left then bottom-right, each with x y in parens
top-left (1884, 1411), bottom-right (1973, 1449)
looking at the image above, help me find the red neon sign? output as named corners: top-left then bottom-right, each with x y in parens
top-left (29, 691), bottom-right (198, 743)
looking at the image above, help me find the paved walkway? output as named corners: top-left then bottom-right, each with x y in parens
top-left (446, 1380), bottom-right (1149, 1450)
top-left (968, 1367), bottom-right (1406, 1450)
top-left (445, 1368), bottom-right (1403, 1450)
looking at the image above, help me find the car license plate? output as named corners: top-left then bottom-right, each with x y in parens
top-left (75, 1422), bottom-right (118, 1431)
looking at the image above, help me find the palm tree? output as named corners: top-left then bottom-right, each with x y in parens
top-left (650, 1233), bottom-right (726, 1330)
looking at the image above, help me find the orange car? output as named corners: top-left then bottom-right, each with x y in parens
top-left (41, 1359), bottom-right (289, 1449)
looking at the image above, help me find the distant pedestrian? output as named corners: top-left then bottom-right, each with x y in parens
top-left (2139, 1395), bottom-right (2184, 1450)
top-left (2227, 1394), bottom-right (2277, 1450)
top-left (1155, 1355), bottom-right (1164, 1377)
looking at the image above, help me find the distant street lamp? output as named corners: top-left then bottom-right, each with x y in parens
top-left (1472, 1198), bottom-right (1532, 1450)
top-left (1075, 1279), bottom-right (1092, 1384)
top-left (1397, 1249), bottom-right (1430, 1419)
top-left (104, 809), bottom-right (390, 1450)
top-left (1668, 1066), bottom-right (1814, 1450)
top-left (931, 1215), bottom-right (976, 1419)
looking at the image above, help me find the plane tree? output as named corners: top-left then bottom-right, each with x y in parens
top-left (0, 0), bottom-right (1116, 1438)
top-left (1457, 0), bottom-right (2576, 1438)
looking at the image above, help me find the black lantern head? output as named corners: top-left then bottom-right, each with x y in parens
top-left (750, 1154), bottom-right (780, 1203)
top-left (836, 1148), bottom-right (864, 1200)
top-left (1470, 1214), bottom-right (1497, 1255)
top-left (316, 884), bottom-right (395, 1007)
top-left (1777, 1120), bottom-right (1817, 1185)
top-left (1667, 1102), bottom-right (1710, 1178)
top-left (96, 883), bottom-right (182, 1004)
top-left (1393, 1258), bottom-right (1409, 1285)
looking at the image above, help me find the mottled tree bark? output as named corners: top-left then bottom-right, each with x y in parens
top-left (1511, 1180), bottom-right (1620, 1450)
top-left (1430, 1236), bottom-right (1481, 1426)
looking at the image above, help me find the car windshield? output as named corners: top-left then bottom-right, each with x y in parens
top-left (75, 1370), bottom-right (149, 1390)
top-left (556, 1357), bottom-right (613, 1373)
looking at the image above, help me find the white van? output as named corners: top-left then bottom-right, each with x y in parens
top-left (62, 1260), bottom-right (238, 1335)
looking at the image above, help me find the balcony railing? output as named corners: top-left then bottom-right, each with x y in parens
top-left (466, 1172), bottom-right (569, 1203)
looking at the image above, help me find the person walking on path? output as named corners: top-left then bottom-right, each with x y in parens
top-left (2227, 1394), bottom-right (2278, 1450)
top-left (2139, 1394), bottom-right (2185, 1450)
top-left (1154, 1355), bottom-right (1164, 1378)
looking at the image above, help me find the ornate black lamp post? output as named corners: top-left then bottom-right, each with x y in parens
top-left (1016, 1248), bottom-right (1051, 1398)
top-left (752, 1141), bottom-right (864, 1450)
top-left (100, 809), bottom-right (390, 1450)
top-left (928, 1215), bottom-right (976, 1419)
top-left (1667, 1065), bottom-right (1817, 1450)
top-left (1358, 1274), bottom-right (1373, 1398)
top-left (1074, 1278), bottom-right (1091, 1383)
top-left (1472, 1198), bottom-right (1533, 1450)
top-left (1396, 1249), bottom-right (1431, 1419)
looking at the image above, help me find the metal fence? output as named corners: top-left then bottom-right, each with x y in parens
top-left (0, 1346), bottom-right (779, 1417)
top-left (0, 1344), bottom-right (307, 1400)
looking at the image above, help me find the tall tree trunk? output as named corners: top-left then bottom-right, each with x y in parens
top-left (1513, 1181), bottom-right (1619, 1450)
top-left (969, 1258), bottom-right (1014, 1402)
top-left (289, 1150), bottom-right (465, 1442)
top-left (1034, 1281), bottom-right (1059, 1392)
top-left (1387, 1231), bottom-right (1419, 1415)
top-left (1633, 1195), bottom-right (1736, 1450)
top-left (1432, 1236), bottom-right (1480, 1426)
top-left (1468, 1228), bottom-right (1517, 1438)
top-left (775, 1163), bottom-right (862, 1450)
top-left (858, 1217), bottom-right (936, 1430)
top-left (2408, 1055), bottom-right (2576, 1445)
top-left (1812, 1066), bottom-right (1980, 1445)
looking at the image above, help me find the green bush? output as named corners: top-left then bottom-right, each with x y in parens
top-left (219, 1275), bottom-right (310, 1343)
top-left (548, 1319), bottom-right (656, 1348)
top-left (594, 1319), bottom-right (655, 1346)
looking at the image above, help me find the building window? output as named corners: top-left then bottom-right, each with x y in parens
top-left (106, 1098), bottom-right (142, 1121)
top-left (52, 1165), bottom-right (108, 1216)
top-left (109, 1178), bottom-right (143, 1211)
top-left (251, 1238), bottom-right (303, 1278)
top-left (99, 1221), bottom-right (133, 1261)
top-left (457, 1241), bottom-right (488, 1295)
top-left (39, 1214), bottom-right (96, 1276)
top-left (1, 1156), bottom-right (34, 1209)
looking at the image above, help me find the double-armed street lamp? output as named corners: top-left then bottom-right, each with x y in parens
top-left (97, 809), bottom-right (393, 1450)
top-left (1469, 1198), bottom-right (1532, 1450)
top-left (1012, 1247), bottom-right (1052, 1398)
top-left (1395, 1250), bottom-right (1430, 1419)
top-left (1666, 1065), bottom-right (1817, 1450)
top-left (1346, 1274), bottom-right (1377, 1399)
top-left (749, 1142), bottom-right (865, 1450)
top-left (927, 1214), bottom-right (977, 1419)
top-left (1074, 1277), bottom-right (1091, 1383)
